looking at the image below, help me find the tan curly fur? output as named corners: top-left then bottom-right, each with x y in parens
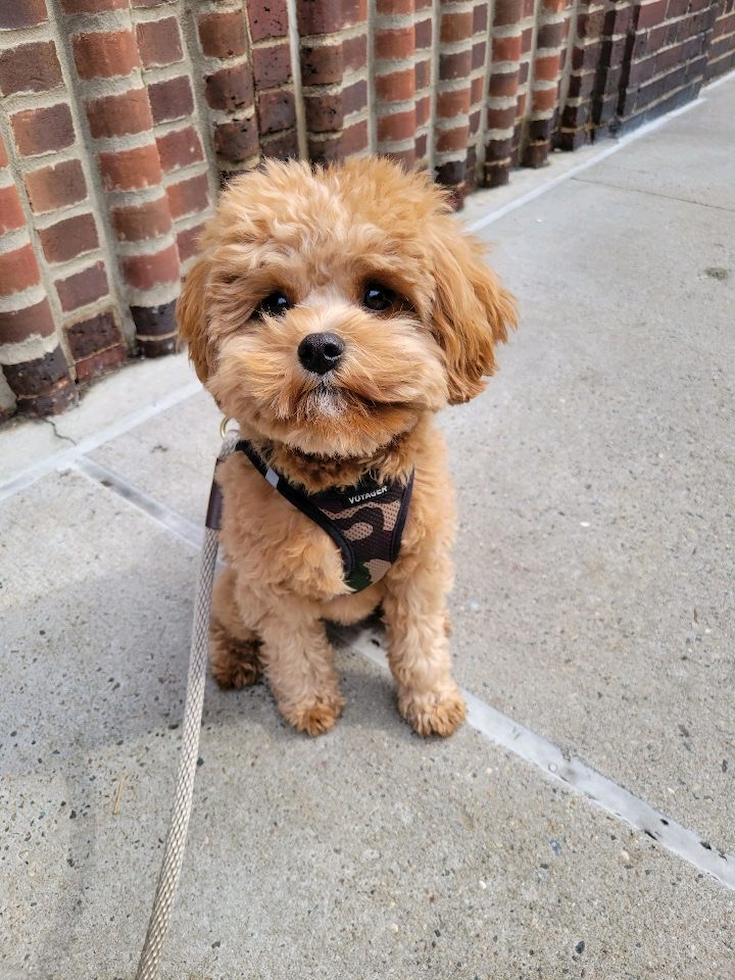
top-left (178, 157), bottom-right (517, 737)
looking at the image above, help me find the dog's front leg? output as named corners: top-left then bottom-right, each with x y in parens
top-left (382, 562), bottom-right (466, 737)
top-left (256, 599), bottom-right (345, 736)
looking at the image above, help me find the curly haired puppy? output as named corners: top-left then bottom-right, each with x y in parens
top-left (178, 157), bottom-right (516, 738)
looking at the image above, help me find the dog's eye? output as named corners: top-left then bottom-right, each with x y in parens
top-left (256, 292), bottom-right (291, 317)
top-left (363, 283), bottom-right (394, 313)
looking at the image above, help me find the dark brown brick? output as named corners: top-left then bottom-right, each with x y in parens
top-left (258, 91), bottom-right (296, 134)
top-left (132, 300), bottom-right (177, 356)
top-left (537, 21), bottom-right (566, 50)
top-left (439, 50), bottom-right (473, 80)
top-left (260, 129), bottom-right (299, 159)
top-left (24, 159), bottom-right (87, 213)
top-left (252, 43), bottom-right (292, 87)
top-left (38, 213), bottom-right (99, 264)
top-left (65, 310), bottom-right (122, 359)
top-left (12, 103), bottom-right (75, 158)
top-left (72, 30), bottom-right (140, 80)
top-left (56, 262), bottom-right (109, 313)
top-left (305, 93), bottom-right (343, 132)
top-left (0, 298), bottom-right (55, 344)
top-left (16, 381), bottom-right (77, 416)
top-left (75, 344), bottom-right (127, 383)
top-left (3, 346), bottom-right (70, 397)
top-left (0, 0), bottom-right (48, 29)
top-left (198, 11), bottom-right (246, 58)
top-left (61, 0), bottom-right (127, 10)
top-left (205, 65), bottom-right (254, 111)
top-left (301, 42), bottom-right (343, 84)
top-left (111, 197), bottom-right (172, 242)
top-left (343, 34), bottom-right (367, 71)
top-left (166, 173), bottom-right (210, 220)
top-left (249, 0), bottom-right (288, 40)
top-left (297, 0), bottom-right (342, 35)
top-left (415, 18), bottom-right (432, 49)
top-left (0, 40), bottom-right (61, 96)
top-left (86, 88), bottom-right (152, 139)
top-left (214, 117), bottom-right (260, 162)
top-left (147, 75), bottom-right (195, 125)
top-left (638, 0), bottom-right (667, 29)
top-left (136, 17), bottom-right (183, 68)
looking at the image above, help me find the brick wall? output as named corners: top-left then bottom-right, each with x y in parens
top-left (1, 0), bottom-right (733, 421)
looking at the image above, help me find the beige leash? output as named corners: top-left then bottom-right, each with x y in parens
top-left (135, 429), bottom-right (239, 980)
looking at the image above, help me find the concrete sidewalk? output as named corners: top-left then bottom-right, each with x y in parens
top-left (1, 76), bottom-right (734, 980)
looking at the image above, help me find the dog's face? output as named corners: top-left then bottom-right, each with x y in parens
top-left (178, 158), bottom-right (516, 457)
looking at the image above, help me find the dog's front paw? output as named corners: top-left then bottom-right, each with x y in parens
top-left (284, 693), bottom-right (346, 737)
top-left (398, 685), bottom-right (466, 737)
top-left (209, 622), bottom-right (262, 690)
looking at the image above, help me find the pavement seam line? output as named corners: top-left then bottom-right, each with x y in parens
top-left (570, 176), bottom-right (735, 213)
top-left (344, 630), bottom-right (735, 892)
top-left (62, 452), bottom-right (735, 894)
top-left (0, 380), bottom-right (202, 503)
top-left (464, 97), bottom-right (703, 234)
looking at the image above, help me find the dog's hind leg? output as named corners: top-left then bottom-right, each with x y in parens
top-left (209, 566), bottom-right (262, 689)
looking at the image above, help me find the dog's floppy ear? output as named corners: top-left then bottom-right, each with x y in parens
top-left (176, 253), bottom-right (214, 383)
top-left (429, 220), bottom-right (517, 404)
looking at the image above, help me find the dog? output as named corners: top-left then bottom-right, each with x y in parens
top-left (177, 157), bottom-right (516, 738)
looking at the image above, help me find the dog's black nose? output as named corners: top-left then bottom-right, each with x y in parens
top-left (297, 332), bottom-right (345, 375)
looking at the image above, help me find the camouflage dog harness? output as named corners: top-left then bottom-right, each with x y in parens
top-left (235, 439), bottom-right (414, 593)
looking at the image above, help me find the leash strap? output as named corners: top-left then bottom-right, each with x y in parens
top-left (135, 430), bottom-right (239, 980)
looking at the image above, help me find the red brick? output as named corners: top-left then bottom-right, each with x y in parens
top-left (0, 244), bottom-right (40, 297)
top-left (122, 244), bottom-right (179, 290)
top-left (376, 68), bottom-right (415, 102)
top-left (156, 127), bottom-right (204, 173)
top-left (65, 310), bottom-right (122, 359)
top-left (147, 76), bottom-right (195, 125)
top-left (440, 11), bottom-right (473, 43)
top-left (375, 27), bottom-right (414, 60)
top-left (0, 139), bottom-right (7, 169)
top-left (86, 88), bottom-right (152, 139)
top-left (176, 223), bottom-right (206, 263)
top-left (205, 65), bottom-right (254, 111)
top-left (470, 75), bottom-right (484, 104)
top-left (473, 3), bottom-right (488, 33)
top-left (198, 11), bottom-right (246, 58)
top-left (56, 262), bottom-right (109, 313)
top-left (98, 144), bottom-right (162, 191)
top-left (214, 117), bottom-right (259, 162)
top-left (111, 197), bottom-right (172, 242)
top-left (638, 0), bottom-right (668, 29)
top-left (377, 108), bottom-right (415, 143)
top-left (136, 17), bottom-right (183, 68)
top-left (298, 0), bottom-right (341, 34)
top-left (252, 43), bottom-right (292, 87)
top-left (492, 34), bottom-right (523, 63)
top-left (341, 119), bottom-right (368, 155)
top-left (0, 41), bottom-right (61, 97)
top-left (73, 30), bottom-right (139, 80)
top-left (486, 104), bottom-right (517, 130)
top-left (38, 213), bottom-right (98, 264)
top-left (250, 0), bottom-right (288, 40)
top-left (414, 58), bottom-right (431, 89)
top-left (437, 88), bottom-right (471, 118)
top-left (166, 173), bottom-right (210, 220)
top-left (0, 298), bottom-right (55, 344)
top-left (531, 86), bottom-right (558, 112)
top-left (489, 70), bottom-right (519, 98)
top-left (377, 0), bottom-right (412, 11)
top-left (75, 343), bottom-right (127, 382)
top-left (62, 0), bottom-right (127, 10)
top-left (0, 187), bottom-right (25, 235)
top-left (25, 159), bottom-right (87, 214)
top-left (11, 104), bottom-right (75, 158)
top-left (258, 91), bottom-right (296, 134)
top-left (534, 54), bottom-right (561, 82)
top-left (436, 124), bottom-right (469, 153)
top-left (0, 0), bottom-right (48, 29)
